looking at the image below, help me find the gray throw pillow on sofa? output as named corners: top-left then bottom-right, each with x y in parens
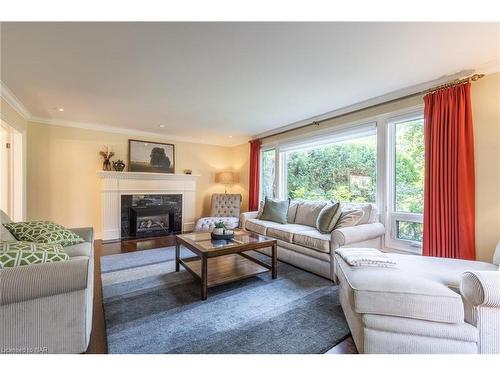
top-left (316, 201), bottom-right (342, 234)
top-left (260, 197), bottom-right (290, 224)
top-left (334, 209), bottom-right (364, 229)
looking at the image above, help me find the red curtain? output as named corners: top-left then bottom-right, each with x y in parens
top-left (423, 82), bottom-right (476, 260)
top-left (248, 139), bottom-right (261, 211)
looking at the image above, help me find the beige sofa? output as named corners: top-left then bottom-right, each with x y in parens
top-left (0, 210), bottom-right (94, 354)
top-left (334, 246), bottom-right (500, 354)
top-left (240, 201), bottom-right (385, 280)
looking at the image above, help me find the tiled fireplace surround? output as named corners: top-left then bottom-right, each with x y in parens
top-left (97, 171), bottom-right (199, 241)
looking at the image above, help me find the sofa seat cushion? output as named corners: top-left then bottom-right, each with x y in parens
top-left (335, 255), bottom-right (465, 323)
top-left (276, 240), bottom-right (331, 261)
top-left (266, 224), bottom-right (314, 243)
top-left (390, 254), bottom-right (498, 289)
top-left (245, 218), bottom-right (270, 235)
top-left (293, 230), bottom-right (331, 253)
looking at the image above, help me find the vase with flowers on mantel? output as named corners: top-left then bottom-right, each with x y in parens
top-left (100, 146), bottom-right (115, 171)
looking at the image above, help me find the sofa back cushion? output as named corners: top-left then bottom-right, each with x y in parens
top-left (0, 210), bottom-right (15, 241)
top-left (287, 201), bottom-right (300, 223)
top-left (294, 200), bottom-right (328, 227)
top-left (0, 226), bottom-right (16, 241)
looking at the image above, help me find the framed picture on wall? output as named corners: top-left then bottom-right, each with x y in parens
top-left (128, 139), bottom-right (175, 173)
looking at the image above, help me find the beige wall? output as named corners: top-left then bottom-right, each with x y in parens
top-left (471, 72), bottom-right (500, 262)
top-left (26, 122), bottom-right (249, 238)
top-left (231, 142), bottom-right (250, 212)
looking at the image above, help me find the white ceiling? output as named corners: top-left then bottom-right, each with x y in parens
top-left (1, 22), bottom-right (499, 146)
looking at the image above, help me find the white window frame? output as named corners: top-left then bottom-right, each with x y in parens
top-left (259, 145), bottom-right (278, 202)
top-left (385, 111), bottom-right (424, 254)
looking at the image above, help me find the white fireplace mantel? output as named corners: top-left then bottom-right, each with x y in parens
top-left (97, 171), bottom-right (200, 240)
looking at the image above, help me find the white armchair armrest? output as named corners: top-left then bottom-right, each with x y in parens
top-left (331, 222), bottom-right (385, 247)
top-left (239, 211), bottom-right (259, 229)
top-left (69, 227), bottom-right (94, 243)
top-left (460, 270), bottom-right (500, 353)
top-left (492, 240), bottom-right (500, 266)
top-left (0, 257), bottom-right (89, 305)
top-left (461, 271), bottom-right (500, 308)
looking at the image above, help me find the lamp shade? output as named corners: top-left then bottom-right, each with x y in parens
top-left (215, 171), bottom-right (237, 184)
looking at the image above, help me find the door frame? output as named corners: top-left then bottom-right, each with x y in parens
top-left (0, 119), bottom-right (26, 221)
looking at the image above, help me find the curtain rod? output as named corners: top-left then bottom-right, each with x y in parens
top-left (259, 73), bottom-right (485, 141)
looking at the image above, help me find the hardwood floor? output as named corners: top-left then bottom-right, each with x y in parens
top-left (85, 235), bottom-right (357, 354)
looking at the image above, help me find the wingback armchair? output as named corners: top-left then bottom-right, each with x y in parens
top-left (194, 194), bottom-right (242, 232)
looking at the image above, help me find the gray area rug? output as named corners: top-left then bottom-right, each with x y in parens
top-left (101, 247), bottom-right (350, 354)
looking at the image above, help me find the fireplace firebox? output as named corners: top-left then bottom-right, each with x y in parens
top-left (121, 194), bottom-right (182, 239)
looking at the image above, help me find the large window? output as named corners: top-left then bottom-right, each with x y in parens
top-left (280, 124), bottom-right (377, 203)
top-left (388, 115), bottom-right (424, 248)
top-left (260, 148), bottom-right (275, 201)
top-left (258, 109), bottom-right (425, 253)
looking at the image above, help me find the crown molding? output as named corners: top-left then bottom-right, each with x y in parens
top-left (0, 80), bottom-right (244, 147)
top-left (29, 116), bottom-right (238, 147)
top-left (0, 80), bottom-right (32, 120)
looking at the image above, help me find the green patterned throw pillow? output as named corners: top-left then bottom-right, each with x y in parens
top-left (0, 241), bottom-right (70, 268)
top-left (3, 221), bottom-right (84, 247)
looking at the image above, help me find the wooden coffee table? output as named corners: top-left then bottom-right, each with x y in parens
top-left (175, 230), bottom-right (277, 300)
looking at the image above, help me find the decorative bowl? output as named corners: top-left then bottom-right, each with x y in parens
top-left (211, 232), bottom-right (235, 241)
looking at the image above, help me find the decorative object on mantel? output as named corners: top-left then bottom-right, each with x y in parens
top-left (100, 146), bottom-right (115, 171)
top-left (112, 159), bottom-right (126, 172)
top-left (211, 220), bottom-right (235, 240)
top-left (183, 169), bottom-right (192, 175)
top-left (215, 171), bottom-right (238, 194)
top-left (129, 139), bottom-right (175, 173)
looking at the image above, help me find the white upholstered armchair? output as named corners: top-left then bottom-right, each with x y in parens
top-left (194, 194), bottom-right (242, 232)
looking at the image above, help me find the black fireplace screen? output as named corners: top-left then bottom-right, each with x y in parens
top-left (121, 194), bottom-right (182, 239)
top-left (130, 207), bottom-right (173, 237)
